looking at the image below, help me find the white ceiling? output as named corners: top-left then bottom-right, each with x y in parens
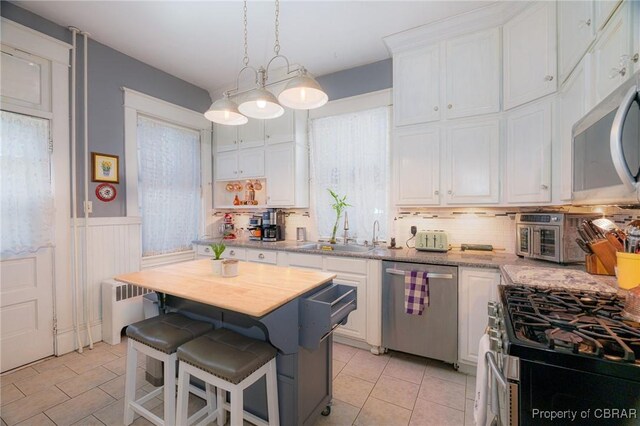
top-left (15, 1), bottom-right (495, 95)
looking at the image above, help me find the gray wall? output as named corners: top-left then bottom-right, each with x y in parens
top-left (1, 2), bottom-right (212, 217)
top-left (317, 59), bottom-right (392, 101)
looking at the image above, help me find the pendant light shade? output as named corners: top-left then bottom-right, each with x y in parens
top-left (238, 86), bottom-right (284, 119)
top-left (278, 71), bottom-right (328, 110)
top-left (204, 95), bottom-right (248, 125)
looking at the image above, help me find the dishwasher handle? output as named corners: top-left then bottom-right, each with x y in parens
top-left (385, 268), bottom-right (454, 279)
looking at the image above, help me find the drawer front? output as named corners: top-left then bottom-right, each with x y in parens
top-left (223, 247), bottom-right (246, 261)
top-left (287, 253), bottom-right (323, 269)
top-left (324, 256), bottom-right (368, 275)
top-left (246, 249), bottom-right (278, 264)
top-left (196, 245), bottom-right (214, 257)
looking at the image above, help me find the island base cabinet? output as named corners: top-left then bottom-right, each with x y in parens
top-left (457, 267), bottom-right (500, 370)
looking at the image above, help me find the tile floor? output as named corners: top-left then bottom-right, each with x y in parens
top-left (0, 338), bottom-right (477, 426)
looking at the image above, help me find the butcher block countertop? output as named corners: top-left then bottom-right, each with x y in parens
top-left (115, 259), bottom-right (337, 317)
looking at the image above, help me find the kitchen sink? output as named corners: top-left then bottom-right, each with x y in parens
top-left (298, 243), bottom-right (375, 253)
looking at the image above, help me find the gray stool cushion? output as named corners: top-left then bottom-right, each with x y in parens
top-left (177, 328), bottom-right (277, 385)
top-left (126, 313), bottom-right (213, 354)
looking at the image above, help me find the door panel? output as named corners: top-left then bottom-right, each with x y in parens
top-left (393, 126), bottom-right (440, 205)
top-left (558, 0), bottom-right (595, 82)
top-left (266, 142), bottom-right (295, 206)
top-left (215, 151), bottom-right (239, 180)
top-left (238, 118), bottom-right (264, 149)
top-left (238, 147), bottom-right (265, 178)
top-left (215, 124), bottom-right (237, 153)
top-left (332, 273), bottom-right (367, 342)
top-left (265, 109), bottom-right (294, 144)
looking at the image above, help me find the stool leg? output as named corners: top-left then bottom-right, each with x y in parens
top-left (205, 383), bottom-right (216, 415)
top-left (164, 354), bottom-right (177, 426)
top-left (216, 389), bottom-right (227, 426)
top-left (123, 339), bottom-right (138, 425)
top-left (266, 358), bottom-right (279, 426)
top-left (175, 363), bottom-right (190, 426)
top-left (230, 388), bottom-right (243, 426)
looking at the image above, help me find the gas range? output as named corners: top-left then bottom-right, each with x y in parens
top-left (488, 286), bottom-right (640, 425)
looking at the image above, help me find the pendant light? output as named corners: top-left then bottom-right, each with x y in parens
top-left (204, 0), bottom-right (328, 125)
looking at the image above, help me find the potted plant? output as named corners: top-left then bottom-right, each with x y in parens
top-left (328, 189), bottom-right (351, 244)
top-left (210, 241), bottom-right (226, 275)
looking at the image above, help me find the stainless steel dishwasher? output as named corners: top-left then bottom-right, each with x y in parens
top-left (382, 261), bottom-right (458, 366)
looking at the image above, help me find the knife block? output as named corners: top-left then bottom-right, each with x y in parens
top-left (585, 254), bottom-right (614, 276)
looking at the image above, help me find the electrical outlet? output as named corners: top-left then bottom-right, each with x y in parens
top-left (84, 201), bottom-right (93, 214)
top-left (410, 226), bottom-right (417, 236)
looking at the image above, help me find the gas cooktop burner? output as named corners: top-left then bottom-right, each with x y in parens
top-left (504, 286), bottom-right (640, 364)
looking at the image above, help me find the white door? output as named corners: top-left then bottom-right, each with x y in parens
top-left (558, 0), bottom-right (595, 83)
top-left (506, 99), bottom-right (552, 204)
top-left (215, 150), bottom-right (239, 180)
top-left (503, 2), bottom-right (557, 110)
top-left (458, 268), bottom-right (499, 365)
top-left (595, 0), bottom-right (621, 29)
top-left (592, 2), bottom-right (633, 104)
top-left (331, 272), bottom-right (367, 342)
top-left (215, 123), bottom-right (237, 153)
top-left (393, 44), bottom-right (441, 126)
top-left (1, 111), bottom-right (55, 372)
top-left (445, 119), bottom-right (500, 204)
top-left (445, 28), bottom-right (500, 119)
top-left (393, 125), bottom-right (440, 206)
top-left (559, 56), bottom-right (589, 201)
top-left (238, 147), bottom-right (265, 178)
top-left (265, 109), bottom-right (294, 145)
top-left (238, 118), bottom-right (264, 149)
top-left (266, 142), bottom-right (295, 206)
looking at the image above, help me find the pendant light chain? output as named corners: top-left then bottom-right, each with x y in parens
top-left (273, 0), bottom-right (280, 55)
top-left (243, 0), bottom-right (249, 66)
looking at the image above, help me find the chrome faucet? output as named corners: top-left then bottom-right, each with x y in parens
top-left (372, 220), bottom-right (380, 247)
top-left (343, 211), bottom-right (350, 245)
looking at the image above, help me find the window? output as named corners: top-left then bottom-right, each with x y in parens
top-left (310, 105), bottom-right (390, 241)
top-left (137, 116), bottom-right (201, 256)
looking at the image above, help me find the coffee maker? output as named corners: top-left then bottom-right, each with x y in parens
top-left (262, 209), bottom-right (285, 242)
top-left (247, 215), bottom-right (263, 241)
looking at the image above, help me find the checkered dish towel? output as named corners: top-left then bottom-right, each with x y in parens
top-left (405, 270), bottom-right (430, 315)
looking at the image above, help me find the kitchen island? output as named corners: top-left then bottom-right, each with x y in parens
top-left (115, 259), bottom-right (355, 426)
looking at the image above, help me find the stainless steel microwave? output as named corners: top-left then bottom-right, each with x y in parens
top-left (572, 70), bottom-right (640, 205)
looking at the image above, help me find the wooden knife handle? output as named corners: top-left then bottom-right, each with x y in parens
top-left (589, 240), bottom-right (617, 275)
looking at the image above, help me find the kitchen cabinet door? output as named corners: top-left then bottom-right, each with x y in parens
top-left (506, 99), bottom-right (552, 204)
top-left (458, 268), bottom-right (499, 366)
top-left (445, 28), bottom-right (500, 119)
top-left (393, 125), bottom-right (440, 206)
top-left (265, 109), bottom-right (294, 144)
top-left (238, 118), bottom-right (264, 149)
top-left (592, 2), bottom-right (633, 104)
top-left (331, 272), bottom-right (367, 342)
top-left (238, 147), bottom-right (265, 178)
top-left (393, 44), bottom-right (441, 126)
top-left (558, 0), bottom-right (595, 83)
top-left (559, 57), bottom-right (590, 201)
top-left (265, 142), bottom-right (295, 206)
top-left (215, 150), bottom-right (238, 180)
top-left (215, 123), bottom-right (238, 153)
top-left (503, 2), bottom-right (557, 110)
top-left (445, 119), bottom-right (500, 205)
top-left (595, 0), bottom-right (621, 29)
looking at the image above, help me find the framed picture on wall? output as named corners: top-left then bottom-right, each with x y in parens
top-left (91, 152), bottom-right (119, 183)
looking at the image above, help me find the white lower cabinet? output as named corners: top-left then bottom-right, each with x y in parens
top-left (458, 267), bottom-right (500, 367)
top-left (196, 246), bottom-right (247, 260)
top-left (246, 248), bottom-right (277, 264)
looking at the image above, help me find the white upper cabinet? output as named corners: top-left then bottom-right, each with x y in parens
top-left (215, 150), bottom-right (238, 180)
top-left (265, 109), bottom-right (294, 144)
top-left (595, 0), bottom-right (622, 29)
top-left (393, 45), bottom-right (441, 126)
top-left (445, 28), bottom-right (501, 120)
top-left (237, 147), bottom-right (265, 178)
top-left (238, 118), bottom-right (265, 149)
top-left (393, 125), bottom-right (440, 206)
top-left (558, 0), bottom-right (595, 83)
top-left (559, 57), bottom-right (590, 202)
top-left (265, 142), bottom-right (296, 206)
top-left (592, 2), bottom-right (634, 104)
top-left (215, 123), bottom-right (238, 153)
top-left (506, 99), bottom-right (552, 204)
top-left (503, 2), bottom-right (557, 110)
top-left (445, 118), bottom-right (500, 204)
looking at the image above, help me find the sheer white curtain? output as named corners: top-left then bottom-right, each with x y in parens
top-left (310, 106), bottom-right (390, 241)
top-left (137, 116), bottom-right (200, 256)
top-left (0, 111), bottom-right (53, 256)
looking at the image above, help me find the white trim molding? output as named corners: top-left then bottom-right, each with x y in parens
top-left (0, 17), bottom-right (71, 65)
top-left (309, 89), bottom-right (392, 119)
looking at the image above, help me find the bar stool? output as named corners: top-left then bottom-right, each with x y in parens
top-left (175, 328), bottom-right (279, 426)
top-left (124, 313), bottom-right (213, 426)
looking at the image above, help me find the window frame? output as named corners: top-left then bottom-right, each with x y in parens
top-left (123, 88), bottom-right (212, 265)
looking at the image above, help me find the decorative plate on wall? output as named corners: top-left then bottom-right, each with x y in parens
top-left (96, 183), bottom-right (117, 202)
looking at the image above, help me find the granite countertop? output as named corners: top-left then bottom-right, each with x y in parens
top-left (500, 264), bottom-right (617, 294)
top-left (194, 238), bottom-right (583, 270)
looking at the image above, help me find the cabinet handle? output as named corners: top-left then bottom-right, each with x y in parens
top-left (610, 67), bottom-right (627, 79)
top-left (205, 247), bottom-right (210, 252)
top-left (266, 135), bottom-right (270, 139)
top-left (579, 18), bottom-right (591, 28)
top-left (632, 53), bottom-right (639, 63)
top-left (434, 106), bottom-right (439, 111)
top-left (258, 253), bottom-right (265, 259)
top-left (544, 75), bottom-right (554, 81)
top-left (234, 171), bottom-right (238, 174)
top-left (229, 250), bottom-right (235, 256)
top-left (233, 140), bottom-right (237, 144)
top-left (447, 190), bottom-right (453, 195)
top-left (434, 190), bottom-right (439, 195)
top-left (240, 139), bottom-right (243, 143)
top-left (447, 104), bottom-right (453, 109)
top-left (541, 184), bottom-right (549, 190)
